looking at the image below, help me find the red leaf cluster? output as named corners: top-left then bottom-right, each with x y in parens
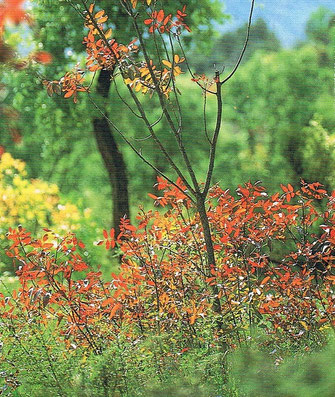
top-left (144, 5), bottom-right (190, 34)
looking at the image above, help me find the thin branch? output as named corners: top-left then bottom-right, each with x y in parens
top-left (125, 84), bottom-right (196, 194)
top-left (80, 0), bottom-right (195, 195)
top-left (176, 35), bottom-right (216, 95)
top-left (128, 7), bottom-right (201, 194)
top-left (133, 134), bottom-right (152, 141)
top-left (203, 90), bottom-right (211, 144)
top-left (220, 0), bottom-right (255, 85)
top-left (86, 92), bottom-right (195, 202)
top-left (113, 78), bottom-right (143, 119)
top-left (167, 32), bottom-right (183, 134)
top-left (149, 111), bottom-right (164, 128)
top-left (203, 71), bottom-right (223, 196)
top-left (202, 0), bottom-right (255, 196)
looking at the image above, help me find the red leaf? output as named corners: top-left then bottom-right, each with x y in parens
top-left (109, 303), bottom-right (121, 318)
top-left (163, 14), bottom-right (171, 26)
top-left (64, 90), bottom-right (74, 98)
top-left (102, 297), bottom-right (114, 307)
top-left (280, 184), bottom-right (288, 193)
top-left (156, 9), bottom-right (164, 23)
top-left (124, 224), bottom-right (137, 232)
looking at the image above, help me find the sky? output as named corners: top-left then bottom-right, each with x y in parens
top-left (220, 0), bottom-right (335, 47)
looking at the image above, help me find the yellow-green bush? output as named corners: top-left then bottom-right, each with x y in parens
top-left (0, 152), bottom-right (92, 271)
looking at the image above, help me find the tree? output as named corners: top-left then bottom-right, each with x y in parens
top-left (3, 0), bottom-right (226, 236)
top-left (40, 0), bottom-right (256, 321)
top-left (190, 17), bottom-right (281, 74)
top-left (305, 6), bottom-right (334, 45)
top-left (222, 36), bottom-right (335, 191)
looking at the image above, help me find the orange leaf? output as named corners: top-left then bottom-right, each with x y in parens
top-left (124, 224), bottom-right (137, 232)
top-left (148, 193), bottom-right (158, 200)
top-left (260, 276), bottom-right (270, 286)
top-left (280, 184), bottom-right (288, 193)
top-left (189, 314), bottom-right (196, 325)
top-left (32, 51), bottom-right (53, 64)
top-left (0, 0), bottom-right (27, 26)
top-left (102, 297), bottom-right (114, 307)
top-left (94, 10), bottom-right (105, 19)
top-left (64, 90), bottom-right (74, 98)
top-left (109, 303), bottom-right (121, 318)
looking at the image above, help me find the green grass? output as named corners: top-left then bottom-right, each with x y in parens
top-left (1, 327), bottom-right (334, 397)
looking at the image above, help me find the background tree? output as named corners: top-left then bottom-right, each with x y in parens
top-left (305, 6), bottom-right (334, 45)
top-left (191, 17), bottom-right (281, 74)
top-left (221, 7), bottom-right (335, 191)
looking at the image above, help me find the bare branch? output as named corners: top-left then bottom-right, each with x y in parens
top-left (112, 78), bottom-right (143, 119)
top-left (203, 71), bottom-right (223, 196)
top-left (176, 35), bottom-right (217, 95)
top-left (203, 90), bottom-right (211, 144)
top-left (220, 0), bottom-right (255, 85)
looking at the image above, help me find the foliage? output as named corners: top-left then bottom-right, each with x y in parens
top-left (191, 17), bottom-right (281, 74)
top-left (2, 327), bottom-right (335, 396)
top-left (2, 4), bottom-right (334, 219)
top-left (227, 334), bottom-right (335, 397)
top-left (223, 38), bottom-right (335, 191)
top-left (1, 2), bottom-right (335, 396)
top-left (44, 2), bottom-right (194, 102)
top-left (1, 179), bottom-right (335, 346)
top-left (0, 152), bottom-right (93, 272)
top-left (1, 0), bottom-right (226, 229)
top-left (305, 6), bottom-right (334, 45)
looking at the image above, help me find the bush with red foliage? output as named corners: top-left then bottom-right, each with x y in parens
top-left (1, 180), bottom-right (334, 354)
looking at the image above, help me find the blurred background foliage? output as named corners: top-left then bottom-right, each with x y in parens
top-left (0, 2), bottom-right (334, 266)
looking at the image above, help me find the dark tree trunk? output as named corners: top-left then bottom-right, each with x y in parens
top-left (247, 128), bottom-right (256, 155)
top-left (93, 69), bottom-right (130, 235)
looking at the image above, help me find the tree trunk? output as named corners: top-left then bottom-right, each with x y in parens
top-left (93, 69), bottom-right (130, 235)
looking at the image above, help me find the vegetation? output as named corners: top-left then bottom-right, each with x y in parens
top-left (191, 17), bottom-right (281, 74)
top-left (0, 0), bottom-right (335, 396)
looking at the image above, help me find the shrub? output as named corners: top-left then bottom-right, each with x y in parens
top-left (0, 152), bottom-right (92, 272)
top-left (1, 179), bottom-right (335, 395)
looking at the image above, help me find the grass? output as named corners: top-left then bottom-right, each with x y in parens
top-left (1, 327), bottom-right (334, 397)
